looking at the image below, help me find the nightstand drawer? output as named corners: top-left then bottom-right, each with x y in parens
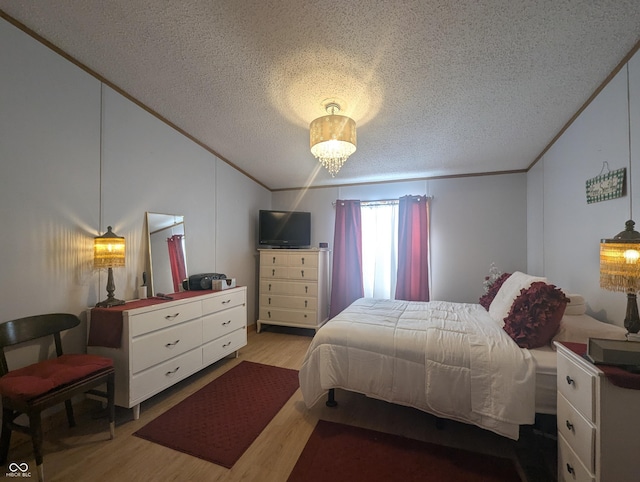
top-left (558, 434), bottom-right (595, 482)
top-left (557, 351), bottom-right (595, 421)
top-left (557, 392), bottom-right (595, 472)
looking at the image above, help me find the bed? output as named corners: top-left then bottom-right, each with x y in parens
top-left (299, 273), bottom-right (628, 440)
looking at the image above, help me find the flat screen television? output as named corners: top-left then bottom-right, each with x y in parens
top-left (258, 210), bottom-right (311, 248)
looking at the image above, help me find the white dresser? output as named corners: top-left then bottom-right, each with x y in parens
top-left (88, 287), bottom-right (247, 419)
top-left (257, 248), bottom-right (329, 333)
top-left (555, 341), bottom-right (640, 482)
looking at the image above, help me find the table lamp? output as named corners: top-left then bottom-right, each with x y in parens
top-left (95, 226), bottom-right (126, 308)
top-left (600, 219), bottom-right (640, 333)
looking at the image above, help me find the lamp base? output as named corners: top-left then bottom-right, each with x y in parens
top-left (95, 266), bottom-right (125, 308)
top-left (95, 297), bottom-right (125, 308)
top-left (624, 292), bottom-right (640, 334)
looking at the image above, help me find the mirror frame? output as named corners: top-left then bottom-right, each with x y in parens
top-left (146, 212), bottom-right (187, 296)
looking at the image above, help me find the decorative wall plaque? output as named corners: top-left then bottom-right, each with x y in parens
top-left (586, 167), bottom-right (626, 204)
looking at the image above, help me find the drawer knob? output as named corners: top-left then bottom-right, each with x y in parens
top-left (223, 341), bottom-right (231, 348)
top-left (301, 269), bottom-right (305, 277)
top-left (272, 256), bottom-right (276, 264)
top-left (222, 320), bottom-right (231, 326)
top-left (566, 463), bottom-right (575, 475)
top-left (165, 313), bottom-right (180, 320)
top-left (165, 339), bottom-right (180, 348)
top-left (272, 269), bottom-right (276, 276)
top-left (565, 375), bottom-right (575, 385)
top-left (165, 367), bottom-right (180, 376)
top-left (565, 420), bottom-right (574, 431)
top-left (301, 257), bottom-right (305, 264)
top-left (222, 299), bottom-right (231, 304)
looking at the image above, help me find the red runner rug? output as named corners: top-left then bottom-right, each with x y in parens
top-left (134, 361), bottom-right (299, 468)
top-left (287, 420), bottom-right (522, 482)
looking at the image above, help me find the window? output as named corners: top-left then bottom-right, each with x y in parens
top-left (361, 202), bottom-right (399, 299)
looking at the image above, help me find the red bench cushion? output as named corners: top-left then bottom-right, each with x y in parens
top-left (0, 354), bottom-right (113, 401)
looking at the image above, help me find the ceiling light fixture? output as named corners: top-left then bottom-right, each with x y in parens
top-left (309, 102), bottom-right (356, 176)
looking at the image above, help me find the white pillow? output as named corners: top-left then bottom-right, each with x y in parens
top-left (552, 314), bottom-right (627, 344)
top-left (488, 271), bottom-right (547, 325)
top-left (564, 293), bottom-right (586, 316)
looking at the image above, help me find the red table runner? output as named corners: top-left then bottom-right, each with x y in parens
top-left (88, 291), bottom-right (214, 349)
top-left (561, 341), bottom-right (640, 390)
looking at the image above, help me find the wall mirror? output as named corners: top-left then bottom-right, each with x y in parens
top-left (146, 212), bottom-right (187, 296)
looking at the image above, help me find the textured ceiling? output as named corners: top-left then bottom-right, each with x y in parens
top-left (2, 1), bottom-right (640, 190)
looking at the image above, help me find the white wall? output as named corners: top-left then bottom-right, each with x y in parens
top-left (0, 18), bottom-right (270, 368)
top-left (528, 50), bottom-right (640, 328)
top-left (273, 173), bottom-right (528, 304)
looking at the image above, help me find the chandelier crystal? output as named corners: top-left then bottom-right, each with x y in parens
top-left (309, 103), bottom-right (356, 176)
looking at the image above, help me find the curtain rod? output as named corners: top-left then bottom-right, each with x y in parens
top-left (332, 195), bottom-right (433, 207)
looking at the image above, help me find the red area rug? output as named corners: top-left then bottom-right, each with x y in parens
top-left (287, 420), bottom-right (522, 482)
top-left (134, 361), bottom-right (299, 468)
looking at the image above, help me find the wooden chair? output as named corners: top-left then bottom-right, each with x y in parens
top-left (0, 313), bottom-right (115, 481)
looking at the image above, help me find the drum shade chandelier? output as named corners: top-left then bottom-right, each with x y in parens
top-left (600, 219), bottom-right (640, 333)
top-left (94, 226), bottom-right (126, 308)
top-left (309, 102), bottom-right (356, 177)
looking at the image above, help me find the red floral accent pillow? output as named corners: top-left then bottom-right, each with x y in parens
top-left (503, 282), bottom-right (569, 349)
top-left (479, 273), bottom-right (511, 310)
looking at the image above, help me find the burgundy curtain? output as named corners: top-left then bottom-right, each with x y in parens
top-left (395, 195), bottom-right (430, 301)
top-left (167, 234), bottom-right (186, 293)
top-left (330, 200), bottom-right (364, 318)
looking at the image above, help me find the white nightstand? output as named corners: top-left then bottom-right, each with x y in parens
top-left (555, 341), bottom-right (640, 482)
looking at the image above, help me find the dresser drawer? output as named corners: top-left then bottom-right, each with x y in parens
top-left (131, 318), bottom-right (202, 373)
top-left (202, 305), bottom-right (246, 343)
top-left (129, 301), bottom-right (202, 337)
top-left (202, 328), bottom-right (247, 365)
top-left (260, 280), bottom-right (318, 296)
top-left (260, 294), bottom-right (317, 310)
top-left (260, 266), bottom-right (318, 280)
top-left (202, 289), bottom-right (245, 315)
top-left (287, 253), bottom-right (318, 268)
top-left (557, 352), bottom-right (596, 421)
top-left (259, 307), bottom-right (317, 326)
top-left (557, 393), bottom-right (595, 472)
top-left (285, 267), bottom-right (317, 280)
top-left (131, 348), bottom-right (202, 402)
top-left (260, 252), bottom-right (290, 266)
top-left (558, 434), bottom-right (595, 482)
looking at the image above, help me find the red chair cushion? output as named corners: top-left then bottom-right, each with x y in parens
top-left (0, 354), bottom-right (113, 401)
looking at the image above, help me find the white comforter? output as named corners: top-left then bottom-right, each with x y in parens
top-left (299, 298), bottom-right (536, 440)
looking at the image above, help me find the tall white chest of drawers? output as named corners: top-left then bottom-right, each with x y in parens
top-left (555, 341), bottom-right (640, 482)
top-left (257, 248), bottom-right (329, 333)
top-left (88, 287), bottom-right (247, 419)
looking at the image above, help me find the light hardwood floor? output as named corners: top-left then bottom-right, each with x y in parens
top-left (3, 326), bottom-right (553, 481)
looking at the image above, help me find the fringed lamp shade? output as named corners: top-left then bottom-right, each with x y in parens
top-left (94, 226), bottom-right (125, 269)
top-left (600, 219), bottom-right (640, 333)
top-left (309, 103), bottom-right (356, 177)
top-left (94, 226), bottom-right (126, 307)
